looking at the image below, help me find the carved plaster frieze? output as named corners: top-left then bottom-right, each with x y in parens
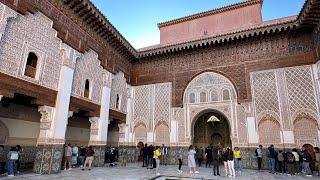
top-left (89, 117), bottom-right (99, 135)
top-left (38, 106), bottom-right (55, 130)
top-left (118, 123), bottom-right (127, 134)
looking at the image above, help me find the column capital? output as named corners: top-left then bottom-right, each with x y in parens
top-left (89, 117), bottom-right (100, 135)
top-left (68, 111), bottom-right (73, 118)
top-left (38, 106), bottom-right (55, 130)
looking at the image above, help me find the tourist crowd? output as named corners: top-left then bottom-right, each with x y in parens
top-left (138, 143), bottom-right (320, 178)
top-left (1, 143), bottom-right (320, 178)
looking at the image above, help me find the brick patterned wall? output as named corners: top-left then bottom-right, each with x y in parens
top-left (0, 11), bottom-right (63, 90)
top-left (72, 50), bottom-right (104, 104)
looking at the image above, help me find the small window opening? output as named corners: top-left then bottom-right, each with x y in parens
top-left (24, 52), bottom-right (38, 78)
top-left (84, 79), bottom-right (90, 98)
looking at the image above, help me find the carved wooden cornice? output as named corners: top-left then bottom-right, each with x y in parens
top-left (0, 72), bottom-right (57, 107)
top-left (297, 0), bottom-right (320, 27)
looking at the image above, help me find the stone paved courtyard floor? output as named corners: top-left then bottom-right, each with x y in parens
top-left (1, 164), bottom-right (319, 180)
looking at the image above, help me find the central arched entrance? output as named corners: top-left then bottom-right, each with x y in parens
top-left (192, 110), bottom-right (231, 148)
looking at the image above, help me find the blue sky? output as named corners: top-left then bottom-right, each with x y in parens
top-left (91, 0), bottom-right (305, 48)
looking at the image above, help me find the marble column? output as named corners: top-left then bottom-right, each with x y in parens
top-left (34, 105), bottom-right (64, 174)
top-left (34, 47), bottom-right (77, 174)
top-left (88, 72), bottom-right (112, 167)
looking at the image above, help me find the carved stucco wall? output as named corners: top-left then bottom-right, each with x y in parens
top-left (132, 82), bottom-right (171, 144)
top-left (251, 65), bottom-right (320, 147)
top-left (71, 50), bottom-right (104, 104)
top-left (183, 72), bottom-right (239, 145)
top-left (110, 72), bottom-right (128, 113)
top-left (0, 8), bottom-right (63, 90)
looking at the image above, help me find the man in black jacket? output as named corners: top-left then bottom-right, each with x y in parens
top-left (212, 145), bottom-right (220, 176)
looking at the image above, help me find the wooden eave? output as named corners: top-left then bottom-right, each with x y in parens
top-left (62, 0), bottom-right (137, 60)
top-left (297, 0), bottom-right (320, 27)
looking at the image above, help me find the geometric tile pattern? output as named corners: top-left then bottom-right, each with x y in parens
top-left (251, 70), bottom-right (280, 123)
top-left (154, 83), bottom-right (171, 126)
top-left (284, 66), bottom-right (318, 121)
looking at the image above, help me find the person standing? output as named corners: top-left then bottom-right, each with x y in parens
top-left (233, 147), bottom-right (242, 173)
top-left (15, 145), bottom-right (22, 174)
top-left (301, 146), bottom-right (312, 177)
top-left (6, 147), bottom-right (18, 177)
top-left (64, 143), bottom-right (72, 170)
top-left (227, 147), bottom-right (235, 178)
top-left (205, 146), bottom-right (213, 168)
top-left (268, 145), bottom-right (277, 174)
top-left (277, 150), bottom-right (285, 174)
top-left (176, 147), bottom-right (183, 173)
top-left (154, 146), bottom-right (162, 176)
top-left (142, 144), bottom-right (147, 167)
top-left (286, 150), bottom-right (295, 175)
top-left (212, 145), bottom-right (220, 176)
top-left (188, 145), bottom-right (199, 174)
top-left (82, 146), bottom-right (95, 171)
top-left (292, 148), bottom-right (300, 174)
top-left (71, 144), bottom-right (79, 168)
top-left (160, 144), bottom-right (168, 166)
top-left (78, 146), bottom-right (86, 168)
top-left (121, 148), bottom-right (128, 167)
top-left (196, 147), bottom-right (204, 167)
top-left (222, 148), bottom-right (229, 177)
top-left (135, 146), bottom-right (140, 164)
top-left (255, 145), bottom-right (263, 171)
top-left (314, 147), bottom-right (320, 176)
top-left (0, 145), bottom-right (6, 175)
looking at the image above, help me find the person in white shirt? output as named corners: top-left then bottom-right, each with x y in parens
top-left (160, 144), bottom-right (169, 165)
top-left (292, 148), bottom-right (300, 174)
top-left (72, 144), bottom-right (79, 168)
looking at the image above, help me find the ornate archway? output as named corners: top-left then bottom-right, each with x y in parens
top-left (183, 72), bottom-right (237, 145)
top-left (192, 109), bottom-right (232, 148)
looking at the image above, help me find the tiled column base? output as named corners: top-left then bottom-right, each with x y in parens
top-left (33, 144), bottom-right (64, 174)
top-left (92, 146), bottom-right (105, 167)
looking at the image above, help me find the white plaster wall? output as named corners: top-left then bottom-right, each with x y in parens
top-left (0, 117), bottom-right (90, 145)
top-left (0, 117), bottom-right (39, 145)
top-left (65, 126), bottom-right (90, 146)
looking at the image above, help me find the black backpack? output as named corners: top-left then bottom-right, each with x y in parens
top-left (255, 148), bottom-right (258, 156)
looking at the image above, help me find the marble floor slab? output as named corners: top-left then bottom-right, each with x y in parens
top-left (1, 163), bottom-right (319, 180)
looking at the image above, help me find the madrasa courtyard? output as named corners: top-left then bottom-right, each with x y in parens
top-left (0, 0), bottom-right (320, 179)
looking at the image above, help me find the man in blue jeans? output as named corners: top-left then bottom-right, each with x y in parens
top-left (268, 144), bottom-right (277, 174)
top-left (302, 146), bottom-right (312, 177)
top-left (6, 147), bottom-right (18, 177)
